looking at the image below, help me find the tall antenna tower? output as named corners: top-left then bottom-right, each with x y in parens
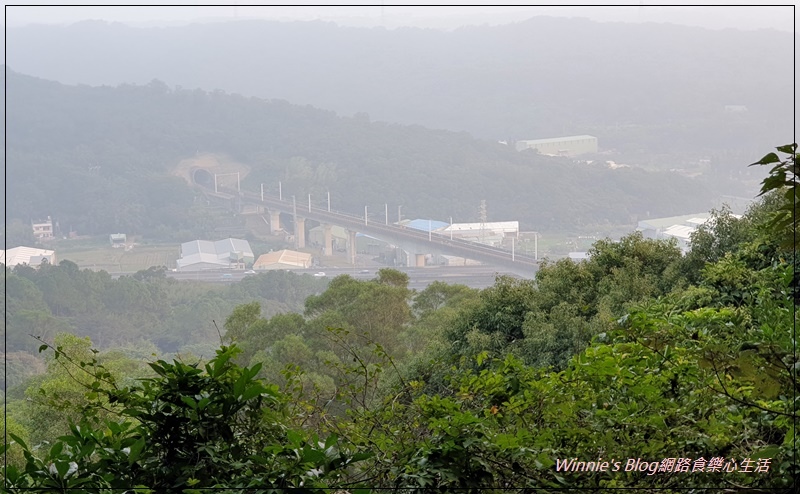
top-left (479, 200), bottom-right (487, 245)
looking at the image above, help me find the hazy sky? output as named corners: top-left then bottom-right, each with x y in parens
top-left (4, 1), bottom-right (794, 32)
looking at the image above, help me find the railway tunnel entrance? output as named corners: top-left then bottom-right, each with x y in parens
top-left (192, 168), bottom-right (214, 188)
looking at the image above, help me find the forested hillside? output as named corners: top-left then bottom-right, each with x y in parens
top-left (6, 70), bottom-right (719, 238)
top-left (6, 17), bottom-right (792, 158)
top-left (1, 144), bottom-right (796, 490)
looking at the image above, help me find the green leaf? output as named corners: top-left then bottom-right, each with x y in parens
top-left (286, 429), bottom-right (303, 446)
top-left (241, 384), bottom-right (265, 401)
top-left (301, 446), bottom-right (326, 464)
top-left (128, 437), bottom-right (146, 464)
top-left (212, 352), bottom-right (232, 378)
top-left (38, 344), bottom-right (49, 353)
top-left (776, 143), bottom-right (796, 154)
top-left (753, 444), bottom-right (781, 459)
top-left (55, 460), bottom-right (69, 477)
top-left (750, 152), bottom-right (780, 166)
top-left (261, 445), bottom-right (283, 455)
top-left (247, 362), bottom-right (263, 379)
top-left (8, 433), bottom-right (29, 451)
top-left (147, 361), bottom-right (168, 377)
top-left (233, 375), bottom-right (245, 398)
top-left (49, 441), bottom-right (64, 457)
top-left (324, 433), bottom-right (338, 450)
top-left (197, 397), bottom-right (211, 410)
top-left (180, 396), bottom-right (197, 409)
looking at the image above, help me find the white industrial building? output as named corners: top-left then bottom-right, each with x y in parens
top-left (637, 213), bottom-right (741, 253)
top-left (437, 221), bottom-right (519, 247)
top-left (1, 246), bottom-right (56, 267)
top-left (176, 238), bottom-right (254, 271)
top-left (516, 135), bottom-right (598, 156)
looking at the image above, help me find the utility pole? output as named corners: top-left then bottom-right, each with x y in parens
top-left (327, 191), bottom-right (331, 212)
top-left (479, 200), bottom-right (487, 245)
top-left (308, 194), bottom-right (311, 213)
top-left (449, 216), bottom-right (453, 240)
top-left (260, 183), bottom-right (264, 202)
top-left (292, 195), bottom-right (297, 249)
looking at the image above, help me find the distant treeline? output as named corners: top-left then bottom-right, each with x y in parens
top-left (1, 263), bottom-right (327, 372)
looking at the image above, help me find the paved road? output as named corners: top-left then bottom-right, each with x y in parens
top-left (164, 265), bottom-right (526, 290)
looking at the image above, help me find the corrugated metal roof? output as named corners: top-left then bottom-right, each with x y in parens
top-left (254, 249), bottom-right (312, 269)
top-left (406, 219), bottom-right (449, 232)
top-left (180, 238), bottom-right (253, 258)
top-left (177, 252), bottom-right (228, 269)
top-left (1, 246), bottom-right (55, 267)
top-left (215, 238), bottom-right (253, 257)
top-left (180, 240), bottom-right (216, 257)
top-left (685, 217), bottom-right (711, 226)
top-left (178, 238), bottom-right (253, 270)
top-left (662, 225), bottom-right (695, 240)
top-left (637, 213), bottom-right (710, 231)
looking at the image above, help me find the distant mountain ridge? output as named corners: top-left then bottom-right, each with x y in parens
top-left (5, 16), bottom-right (792, 155)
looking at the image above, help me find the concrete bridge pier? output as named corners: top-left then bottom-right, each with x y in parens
top-left (347, 229), bottom-right (357, 264)
top-left (414, 253), bottom-right (426, 267)
top-left (269, 210), bottom-right (281, 234)
top-left (324, 224), bottom-right (333, 256)
top-left (296, 217), bottom-right (306, 248)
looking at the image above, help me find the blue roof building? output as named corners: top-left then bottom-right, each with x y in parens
top-left (404, 219), bottom-right (449, 232)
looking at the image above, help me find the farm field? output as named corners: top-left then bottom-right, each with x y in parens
top-left (58, 244), bottom-right (180, 273)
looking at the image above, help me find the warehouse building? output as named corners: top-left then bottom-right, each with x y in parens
top-left (253, 249), bottom-right (313, 270)
top-left (437, 221), bottom-right (519, 247)
top-left (176, 238), bottom-right (254, 271)
top-left (1, 246), bottom-right (56, 268)
top-left (636, 213), bottom-right (743, 253)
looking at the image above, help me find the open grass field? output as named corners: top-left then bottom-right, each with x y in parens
top-left (58, 244), bottom-right (180, 273)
